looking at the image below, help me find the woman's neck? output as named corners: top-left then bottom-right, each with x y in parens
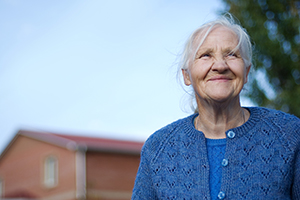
top-left (195, 99), bottom-right (249, 139)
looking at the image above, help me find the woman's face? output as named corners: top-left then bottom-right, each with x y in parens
top-left (182, 26), bottom-right (250, 104)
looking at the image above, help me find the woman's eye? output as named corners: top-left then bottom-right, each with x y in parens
top-left (200, 54), bottom-right (210, 58)
top-left (227, 52), bottom-right (237, 57)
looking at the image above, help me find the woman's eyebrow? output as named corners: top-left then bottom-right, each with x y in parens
top-left (196, 48), bottom-right (213, 56)
top-left (223, 46), bottom-right (239, 53)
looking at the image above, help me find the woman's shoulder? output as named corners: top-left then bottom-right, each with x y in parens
top-left (141, 114), bottom-right (197, 162)
top-left (248, 106), bottom-right (300, 148)
top-left (248, 106), bottom-right (300, 124)
top-left (144, 114), bottom-right (196, 146)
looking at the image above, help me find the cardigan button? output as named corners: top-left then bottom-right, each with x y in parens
top-left (221, 159), bottom-right (228, 167)
top-left (218, 191), bottom-right (225, 199)
top-left (227, 131), bottom-right (235, 138)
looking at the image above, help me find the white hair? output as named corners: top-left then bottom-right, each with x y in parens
top-left (178, 14), bottom-right (253, 112)
top-left (179, 14), bottom-right (252, 72)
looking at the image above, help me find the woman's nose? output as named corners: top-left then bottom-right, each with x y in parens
top-left (211, 57), bottom-right (229, 72)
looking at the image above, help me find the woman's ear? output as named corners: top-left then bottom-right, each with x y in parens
top-left (244, 64), bottom-right (251, 83)
top-left (182, 68), bottom-right (192, 86)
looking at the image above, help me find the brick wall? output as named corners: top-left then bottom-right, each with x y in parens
top-left (86, 152), bottom-right (140, 200)
top-left (0, 135), bottom-right (77, 200)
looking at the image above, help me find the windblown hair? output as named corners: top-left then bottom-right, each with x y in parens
top-left (178, 14), bottom-right (253, 113)
top-left (178, 13), bottom-right (252, 72)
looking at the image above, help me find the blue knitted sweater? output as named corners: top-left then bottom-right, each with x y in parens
top-left (132, 107), bottom-right (300, 199)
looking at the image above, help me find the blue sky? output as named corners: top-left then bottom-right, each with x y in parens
top-left (0, 0), bottom-right (256, 153)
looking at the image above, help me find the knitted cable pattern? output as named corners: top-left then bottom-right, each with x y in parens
top-left (132, 107), bottom-right (300, 200)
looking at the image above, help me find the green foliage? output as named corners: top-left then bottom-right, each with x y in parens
top-left (221, 0), bottom-right (300, 116)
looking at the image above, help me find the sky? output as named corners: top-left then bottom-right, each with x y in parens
top-left (0, 0), bottom-right (255, 153)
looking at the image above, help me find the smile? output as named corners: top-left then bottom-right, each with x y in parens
top-left (208, 76), bottom-right (232, 81)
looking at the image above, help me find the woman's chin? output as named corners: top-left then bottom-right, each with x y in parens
top-left (207, 93), bottom-right (237, 104)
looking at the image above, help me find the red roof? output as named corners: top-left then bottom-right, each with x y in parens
top-left (13, 130), bottom-right (144, 155)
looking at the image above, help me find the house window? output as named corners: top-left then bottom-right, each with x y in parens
top-left (44, 156), bottom-right (58, 187)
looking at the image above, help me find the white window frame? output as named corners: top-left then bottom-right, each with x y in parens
top-left (44, 156), bottom-right (58, 188)
top-left (0, 179), bottom-right (3, 198)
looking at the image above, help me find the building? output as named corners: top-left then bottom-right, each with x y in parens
top-left (0, 130), bottom-right (144, 200)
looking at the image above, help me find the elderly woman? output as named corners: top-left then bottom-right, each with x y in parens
top-left (132, 15), bottom-right (300, 199)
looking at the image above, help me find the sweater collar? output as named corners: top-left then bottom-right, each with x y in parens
top-left (183, 107), bottom-right (261, 140)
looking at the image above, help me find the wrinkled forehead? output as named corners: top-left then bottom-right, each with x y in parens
top-left (192, 25), bottom-right (239, 51)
